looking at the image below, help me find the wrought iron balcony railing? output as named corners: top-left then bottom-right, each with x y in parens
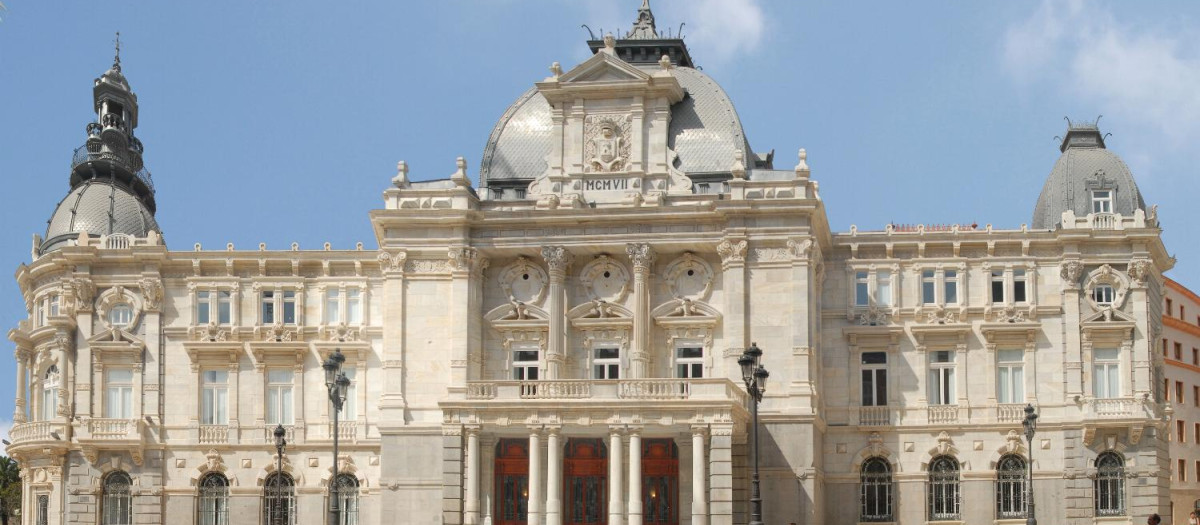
top-left (71, 145), bottom-right (155, 194)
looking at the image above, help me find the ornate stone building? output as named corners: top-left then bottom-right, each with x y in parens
top-left (6, 3), bottom-right (1176, 525)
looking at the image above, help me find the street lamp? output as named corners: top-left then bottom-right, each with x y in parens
top-left (323, 349), bottom-right (350, 525)
top-left (1022, 404), bottom-right (1039, 525)
top-left (738, 342), bottom-right (769, 525)
top-left (272, 424), bottom-right (287, 525)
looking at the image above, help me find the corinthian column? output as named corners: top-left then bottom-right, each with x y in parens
top-left (626, 244), bottom-right (656, 379)
top-left (541, 246), bottom-right (574, 380)
top-left (465, 426), bottom-right (481, 525)
top-left (528, 428), bottom-right (543, 525)
top-left (627, 428), bottom-right (643, 523)
top-left (546, 427), bottom-right (562, 525)
top-left (13, 348), bottom-right (29, 423)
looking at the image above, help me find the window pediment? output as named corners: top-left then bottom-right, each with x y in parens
top-left (182, 341), bottom-right (242, 372)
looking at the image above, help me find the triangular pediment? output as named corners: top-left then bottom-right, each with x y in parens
top-left (87, 327), bottom-right (144, 347)
top-left (559, 52), bottom-right (651, 84)
top-left (1082, 307), bottom-right (1136, 324)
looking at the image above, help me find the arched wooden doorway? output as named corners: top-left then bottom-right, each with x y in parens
top-left (642, 439), bottom-right (679, 525)
top-left (564, 438), bottom-right (607, 525)
top-left (495, 439), bottom-right (530, 525)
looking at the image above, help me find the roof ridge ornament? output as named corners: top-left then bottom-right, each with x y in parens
top-left (626, 0), bottom-right (658, 40)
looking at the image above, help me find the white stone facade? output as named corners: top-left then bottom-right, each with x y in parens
top-left (6, 6), bottom-right (1177, 525)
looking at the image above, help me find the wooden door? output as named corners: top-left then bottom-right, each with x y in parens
top-left (564, 438), bottom-right (607, 525)
top-left (642, 439), bottom-right (679, 525)
top-left (495, 439), bottom-right (530, 525)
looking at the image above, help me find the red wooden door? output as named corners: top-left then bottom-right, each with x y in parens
top-left (642, 439), bottom-right (679, 525)
top-left (563, 438), bottom-right (607, 525)
top-left (495, 439), bottom-right (530, 525)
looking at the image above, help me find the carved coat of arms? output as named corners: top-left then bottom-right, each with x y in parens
top-left (584, 114), bottom-right (632, 173)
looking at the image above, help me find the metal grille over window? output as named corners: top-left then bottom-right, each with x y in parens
top-left (859, 457), bottom-right (893, 522)
top-left (197, 473), bottom-right (229, 525)
top-left (332, 474), bottom-right (360, 525)
top-left (1094, 452), bottom-right (1126, 516)
top-left (995, 454), bottom-right (1027, 519)
top-left (102, 471), bottom-right (133, 525)
top-left (263, 472), bottom-right (296, 525)
top-left (37, 495), bottom-right (49, 525)
top-left (927, 456), bottom-right (960, 521)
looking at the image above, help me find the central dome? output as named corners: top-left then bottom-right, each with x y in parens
top-left (43, 178), bottom-right (160, 252)
top-left (479, 68), bottom-right (752, 191)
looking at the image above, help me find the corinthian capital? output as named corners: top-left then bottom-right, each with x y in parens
top-left (625, 243), bottom-right (656, 272)
top-left (716, 238), bottom-right (747, 267)
top-left (541, 246), bottom-right (575, 274)
top-left (377, 249), bottom-right (407, 273)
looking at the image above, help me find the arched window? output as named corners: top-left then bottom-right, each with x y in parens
top-left (102, 471), bottom-right (132, 525)
top-left (995, 454), bottom-right (1028, 519)
top-left (263, 472), bottom-right (295, 525)
top-left (197, 473), bottom-right (229, 525)
top-left (927, 456), bottom-right (960, 521)
top-left (1095, 452), bottom-right (1126, 516)
top-left (860, 457), bottom-right (893, 522)
top-left (330, 474), bottom-right (359, 525)
top-left (41, 365), bottom-right (59, 421)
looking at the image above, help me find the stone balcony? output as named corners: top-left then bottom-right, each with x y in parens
top-left (75, 418), bottom-right (144, 449)
top-left (8, 420), bottom-right (72, 447)
top-left (464, 378), bottom-right (748, 405)
top-left (1083, 397), bottom-right (1154, 420)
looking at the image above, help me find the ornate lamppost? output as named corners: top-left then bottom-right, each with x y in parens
top-left (1022, 404), bottom-right (1039, 525)
top-left (272, 424), bottom-right (288, 525)
top-left (323, 349), bottom-right (351, 525)
top-left (738, 342), bottom-right (769, 525)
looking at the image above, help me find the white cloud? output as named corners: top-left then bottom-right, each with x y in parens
top-left (1003, 0), bottom-right (1200, 147)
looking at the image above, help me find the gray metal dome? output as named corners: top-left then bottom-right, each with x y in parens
top-left (42, 178), bottom-right (159, 252)
top-left (479, 66), bottom-right (752, 186)
top-left (1031, 125), bottom-right (1147, 230)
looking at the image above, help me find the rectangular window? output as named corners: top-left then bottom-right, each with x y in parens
top-left (342, 366), bottom-right (357, 420)
top-left (217, 291), bottom-right (231, 324)
top-left (1194, 385), bottom-right (1199, 407)
top-left (855, 272), bottom-right (869, 306)
top-left (944, 270), bottom-right (958, 304)
top-left (104, 368), bottom-right (134, 418)
top-left (1166, 378), bottom-right (1172, 402)
top-left (875, 271), bottom-right (892, 306)
top-left (1092, 190), bottom-right (1113, 213)
top-left (513, 349), bottom-right (539, 381)
top-left (1179, 421), bottom-right (1187, 443)
top-left (929, 350), bottom-right (956, 405)
top-left (861, 352), bottom-right (887, 407)
top-left (1093, 348), bottom-right (1120, 399)
top-left (48, 295), bottom-right (59, 317)
top-left (282, 291), bottom-right (296, 324)
top-left (265, 369), bottom-right (294, 425)
top-left (1177, 381), bottom-right (1185, 403)
top-left (1180, 458), bottom-right (1187, 482)
top-left (1195, 423), bottom-right (1199, 444)
top-left (997, 349), bottom-right (1025, 404)
top-left (676, 347), bottom-right (704, 379)
top-left (921, 270), bottom-right (936, 305)
top-left (326, 290), bottom-right (340, 324)
top-left (676, 347), bottom-right (700, 378)
top-left (1093, 284), bottom-right (1115, 305)
top-left (1193, 348), bottom-right (1198, 366)
top-left (1182, 305), bottom-right (1187, 320)
top-left (991, 271), bottom-right (1005, 303)
top-left (1175, 342), bottom-right (1183, 361)
top-left (201, 370), bottom-right (229, 425)
top-left (197, 290), bottom-right (211, 324)
top-left (36, 300), bottom-right (45, 327)
top-left (347, 289), bottom-right (362, 324)
top-left (1013, 270), bottom-right (1027, 303)
top-left (1166, 298), bottom-right (1173, 315)
top-left (261, 291), bottom-right (276, 324)
top-left (592, 347), bottom-right (620, 380)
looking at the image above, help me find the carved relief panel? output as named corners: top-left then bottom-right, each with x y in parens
top-left (579, 255), bottom-right (630, 303)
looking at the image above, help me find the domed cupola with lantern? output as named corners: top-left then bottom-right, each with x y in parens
top-left (39, 35), bottom-right (161, 255)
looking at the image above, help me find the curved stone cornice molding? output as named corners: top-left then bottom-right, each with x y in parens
top-left (625, 243), bottom-right (656, 272)
top-left (716, 238), bottom-right (746, 268)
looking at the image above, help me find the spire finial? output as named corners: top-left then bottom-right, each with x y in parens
top-left (113, 32), bottom-right (122, 72)
top-left (626, 0), bottom-right (658, 39)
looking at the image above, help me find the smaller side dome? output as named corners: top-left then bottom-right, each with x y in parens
top-left (42, 178), bottom-right (160, 253)
top-left (1031, 123), bottom-right (1147, 230)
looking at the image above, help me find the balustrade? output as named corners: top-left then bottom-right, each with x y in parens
top-left (927, 405), bottom-right (959, 424)
top-left (198, 425), bottom-right (229, 444)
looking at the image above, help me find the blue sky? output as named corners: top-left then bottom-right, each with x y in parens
top-left (1, 0), bottom-right (1198, 437)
